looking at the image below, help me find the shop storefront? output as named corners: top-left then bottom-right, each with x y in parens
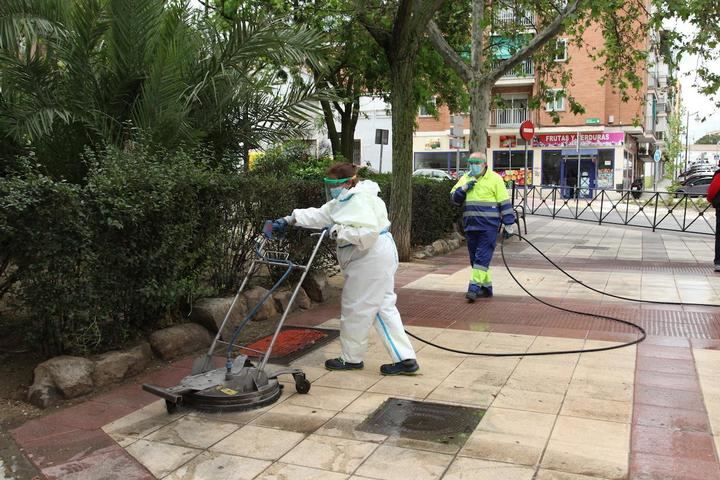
top-left (533, 132), bottom-right (623, 198)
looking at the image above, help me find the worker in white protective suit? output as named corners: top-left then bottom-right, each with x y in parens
top-left (268, 163), bottom-right (419, 375)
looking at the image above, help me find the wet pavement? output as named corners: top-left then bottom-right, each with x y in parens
top-left (7, 216), bottom-right (720, 479)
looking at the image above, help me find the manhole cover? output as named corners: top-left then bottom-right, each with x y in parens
top-left (356, 398), bottom-right (484, 446)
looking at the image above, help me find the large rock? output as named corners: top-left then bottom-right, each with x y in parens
top-left (274, 288), bottom-right (311, 314)
top-left (302, 272), bottom-right (328, 303)
top-left (447, 238), bottom-right (461, 250)
top-left (27, 370), bottom-right (61, 409)
top-left (149, 323), bottom-right (212, 361)
top-left (242, 286), bottom-right (278, 322)
top-left (28, 356), bottom-right (95, 407)
top-left (92, 343), bottom-right (153, 387)
top-left (191, 296), bottom-right (248, 333)
top-left (432, 240), bottom-right (449, 255)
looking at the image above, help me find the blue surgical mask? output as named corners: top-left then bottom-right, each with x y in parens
top-left (330, 186), bottom-right (346, 199)
top-left (469, 164), bottom-right (486, 176)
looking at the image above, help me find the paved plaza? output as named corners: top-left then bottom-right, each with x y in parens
top-left (10, 216), bottom-right (720, 480)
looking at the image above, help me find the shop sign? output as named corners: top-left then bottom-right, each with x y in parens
top-left (585, 118), bottom-right (601, 125)
top-left (533, 132), bottom-right (624, 147)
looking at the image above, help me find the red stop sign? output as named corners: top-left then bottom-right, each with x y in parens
top-left (519, 120), bottom-right (535, 142)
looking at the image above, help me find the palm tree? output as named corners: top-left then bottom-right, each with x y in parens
top-left (0, 0), bottom-right (328, 180)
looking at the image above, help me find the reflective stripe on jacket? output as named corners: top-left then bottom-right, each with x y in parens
top-left (451, 171), bottom-right (515, 231)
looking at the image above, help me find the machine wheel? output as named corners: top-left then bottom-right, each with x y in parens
top-left (165, 399), bottom-right (178, 414)
top-left (294, 374), bottom-right (311, 394)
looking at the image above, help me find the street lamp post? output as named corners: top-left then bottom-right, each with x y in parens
top-left (684, 110), bottom-right (700, 174)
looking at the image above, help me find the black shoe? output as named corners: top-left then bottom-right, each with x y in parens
top-left (478, 289), bottom-right (493, 298)
top-left (465, 291), bottom-right (478, 303)
top-left (380, 359), bottom-right (419, 376)
top-left (325, 357), bottom-right (364, 371)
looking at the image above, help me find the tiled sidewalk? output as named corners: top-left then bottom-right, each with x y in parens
top-left (9, 217), bottom-right (720, 480)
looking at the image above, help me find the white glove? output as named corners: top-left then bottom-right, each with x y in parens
top-left (503, 224), bottom-right (514, 235)
top-left (328, 224), bottom-right (339, 239)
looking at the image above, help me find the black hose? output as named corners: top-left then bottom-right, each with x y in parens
top-left (404, 232), bottom-right (652, 357)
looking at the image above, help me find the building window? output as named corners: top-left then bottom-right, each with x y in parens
top-left (418, 97), bottom-right (436, 117)
top-left (554, 39), bottom-right (568, 62)
top-left (546, 89), bottom-right (565, 112)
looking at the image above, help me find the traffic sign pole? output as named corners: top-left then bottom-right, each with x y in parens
top-left (519, 120), bottom-right (535, 212)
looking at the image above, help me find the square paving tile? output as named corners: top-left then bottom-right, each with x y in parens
top-left (460, 408), bottom-right (556, 465)
top-left (630, 452), bottom-right (720, 480)
top-left (631, 425), bottom-right (717, 462)
top-left (255, 462), bottom-right (349, 479)
top-left (250, 403), bottom-right (336, 433)
top-left (280, 434), bottom-right (377, 474)
top-left (314, 413), bottom-right (387, 443)
top-left (540, 416), bottom-right (630, 479)
top-left (632, 404), bottom-right (711, 432)
top-left (492, 388), bottom-right (564, 415)
top-left (210, 425), bottom-right (305, 460)
top-left (102, 400), bottom-right (185, 439)
top-left (286, 385), bottom-right (362, 411)
top-left (146, 415), bottom-right (240, 449)
top-left (442, 457), bottom-right (534, 480)
top-left (559, 396), bottom-right (632, 423)
top-left (164, 451), bottom-right (271, 480)
top-left (354, 445), bottom-right (452, 480)
top-left (534, 470), bottom-right (612, 480)
top-left (312, 371), bottom-right (382, 391)
top-left (342, 392), bottom-right (396, 415)
top-left (125, 439), bottom-right (201, 478)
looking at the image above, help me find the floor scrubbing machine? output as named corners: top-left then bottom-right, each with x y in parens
top-left (143, 224), bottom-right (326, 413)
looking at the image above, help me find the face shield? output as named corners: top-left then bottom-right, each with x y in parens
top-left (324, 177), bottom-right (352, 201)
top-left (468, 158), bottom-right (488, 177)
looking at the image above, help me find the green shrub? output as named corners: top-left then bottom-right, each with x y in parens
top-left (366, 173), bottom-right (461, 246)
top-left (1, 148), bottom-right (460, 355)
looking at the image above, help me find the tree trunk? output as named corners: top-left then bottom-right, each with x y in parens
top-left (389, 58), bottom-right (416, 261)
top-left (321, 100), bottom-right (340, 158)
top-left (469, 77), bottom-right (492, 152)
top-left (340, 101), bottom-right (355, 162)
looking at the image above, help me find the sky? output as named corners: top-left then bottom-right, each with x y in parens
top-left (672, 20), bottom-right (720, 143)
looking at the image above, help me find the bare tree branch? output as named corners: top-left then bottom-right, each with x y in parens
top-left (427, 20), bottom-right (473, 83)
top-left (484, 0), bottom-right (583, 84)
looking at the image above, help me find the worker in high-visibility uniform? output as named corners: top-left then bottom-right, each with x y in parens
top-left (268, 163), bottom-right (419, 375)
top-left (451, 152), bottom-right (516, 302)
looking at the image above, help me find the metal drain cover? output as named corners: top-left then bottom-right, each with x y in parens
top-left (356, 398), bottom-right (484, 446)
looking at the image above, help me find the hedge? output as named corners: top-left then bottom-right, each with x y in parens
top-left (0, 149), bottom-right (460, 355)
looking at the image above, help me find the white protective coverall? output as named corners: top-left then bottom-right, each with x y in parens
top-left (287, 180), bottom-right (416, 364)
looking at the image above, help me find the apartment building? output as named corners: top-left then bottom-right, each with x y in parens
top-left (413, 10), bottom-right (673, 194)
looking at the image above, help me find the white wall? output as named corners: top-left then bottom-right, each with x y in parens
top-left (354, 97), bottom-right (393, 172)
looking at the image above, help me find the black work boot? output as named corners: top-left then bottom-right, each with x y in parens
top-left (325, 357), bottom-right (364, 371)
top-left (465, 291), bottom-right (478, 303)
top-left (380, 359), bottom-right (420, 376)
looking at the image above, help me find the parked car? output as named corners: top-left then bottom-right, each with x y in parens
top-left (675, 175), bottom-right (714, 197)
top-left (412, 168), bottom-right (453, 181)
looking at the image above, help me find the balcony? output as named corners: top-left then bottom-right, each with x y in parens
top-left (491, 107), bottom-right (529, 127)
top-left (496, 9), bottom-right (535, 27)
top-left (494, 58), bottom-right (535, 85)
